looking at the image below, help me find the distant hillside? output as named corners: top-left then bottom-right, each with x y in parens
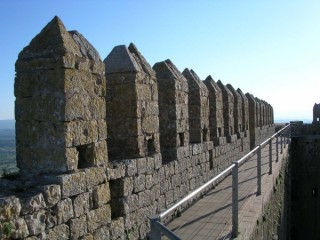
top-left (0, 120), bottom-right (15, 129)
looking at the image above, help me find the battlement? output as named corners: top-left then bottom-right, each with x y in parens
top-left (1, 17), bottom-right (274, 239)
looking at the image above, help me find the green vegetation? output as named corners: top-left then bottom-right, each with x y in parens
top-left (3, 222), bottom-right (12, 235)
top-left (0, 129), bottom-right (17, 177)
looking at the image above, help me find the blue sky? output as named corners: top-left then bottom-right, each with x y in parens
top-left (1, 1), bottom-right (319, 121)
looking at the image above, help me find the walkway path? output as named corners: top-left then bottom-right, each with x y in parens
top-left (166, 139), bottom-right (288, 240)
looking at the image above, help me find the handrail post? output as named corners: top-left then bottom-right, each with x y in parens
top-left (276, 135), bottom-right (279, 162)
top-left (232, 161), bottom-right (239, 238)
top-left (269, 138), bottom-right (272, 175)
top-left (280, 134), bottom-right (283, 154)
top-left (257, 144), bottom-right (262, 195)
top-left (284, 129), bottom-right (287, 149)
top-left (150, 215), bottom-right (161, 240)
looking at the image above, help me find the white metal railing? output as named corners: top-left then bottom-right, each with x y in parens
top-left (149, 124), bottom-right (292, 239)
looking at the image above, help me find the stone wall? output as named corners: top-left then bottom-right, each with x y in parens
top-left (287, 123), bottom-right (320, 239)
top-left (0, 16), bottom-right (275, 240)
top-left (313, 103), bottom-right (320, 124)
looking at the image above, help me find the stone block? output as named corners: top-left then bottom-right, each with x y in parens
top-left (165, 190), bottom-right (174, 206)
top-left (136, 84), bottom-right (152, 101)
top-left (150, 184), bottom-right (161, 203)
top-left (137, 101), bottom-right (159, 118)
top-left (92, 183), bottom-right (111, 208)
top-left (138, 190), bottom-right (152, 208)
top-left (90, 140), bottom-right (108, 167)
top-left (124, 159), bottom-right (137, 177)
top-left (141, 116), bottom-right (159, 134)
top-left (97, 120), bottom-right (107, 141)
top-left (45, 224), bottom-right (69, 240)
top-left (54, 198), bottom-right (74, 224)
top-left (146, 157), bottom-right (155, 174)
top-left (9, 218), bottom-right (29, 239)
top-left (45, 210), bottom-right (57, 229)
top-left (107, 162), bottom-right (126, 180)
top-left (110, 177), bottom-right (133, 197)
top-left (110, 217), bottom-right (125, 240)
top-left (133, 175), bottom-right (146, 193)
top-left (64, 120), bottom-right (99, 147)
top-left (157, 195), bottom-right (166, 213)
top-left (154, 153), bottom-right (162, 169)
top-left (0, 196), bottom-right (21, 221)
top-left (80, 233), bottom-right (94, 240)
top-left (73, 192), bottom-right (90, 218)
top-left (85, 167), bottom-right (106, 190)
top-left (69, 215), bottom-right (87, 239)
top-left (86, 204), bottom-right (111, 233)
top-left (145, 174), bottom-right (153, 190)
top-left (21, 193), bottom-right (46, 215)
top-left (111, 195), bottom-right (139, 218)
top-left (39, 184), bottom-right (61, 207)
top-left (24, 210), bottom-right (46, 235)
top-left (57, 172), bottom-right (86, 199)
top-left (136, 157), bottom-right (147, 174)
top-left (93, 226), bottom-right (110, 240)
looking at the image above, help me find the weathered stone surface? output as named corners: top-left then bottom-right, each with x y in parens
top-left (15, 16), bottom-right (107, 176)
top-left (86, 204), bottom-right (111, 233)
top-left (237, 88), bottom-right (249, 132)
top-left (24, 210), bottom-right (46, 235)
top-left (80, 233), bottom-right (94, 240)
top-left (85, 167), bottom-right (106, 191)
top-left (153, 59), bottom-right (189, 162)
top-left (123, 159), bottom-right (137, 177)
top-left (107, 162), bottom-right (126, 180)
top-left (110, 217), bottom-right (125, 240)
top-left (45, 224), bottom-right (69, 240)
top-left (203, 75), bottom-right (224, 140)
top-left (133, 175), bottom-right (146, 193)
top-left (246, 93), bottom-right (257, 149)
top-left (21, 193), bottom-right (46, 215)
top-left (110, 177), bottom-right (133, 198)
top-left (217, 80), bottom-right (235, 139)
top-left (0, 196), bottom-right (21, 221)
top-left (57, 172), bottom-right (86, 199)
top-left (183, 68), bottom-right (210, 143)
top-left (104, 43), bottom-right (160, 160)
top-left (92, 183), bottom-right (111, 208)
top-left (93, 226), bottom-right (110, 240)
top-left (69, 215), bottom-right (87, 239)
top-left (227, 83), bottom-right (242, 136)
top-left (72, 192), bottom-right (90, 218)
top-left (54, 198), bottom-right (74, 224)
top-left (7, 15), bottom-right (277, 240)
top-left (110, 194), bottom-right (139, 218)
top-left (104, 45), bottom-right (140, 74)
top-left (45, 210), bottom-right (57, 229)
top-left (10, 218), bottom-right (29, 239)
top-left (39, 184), bottom-right (61, 207)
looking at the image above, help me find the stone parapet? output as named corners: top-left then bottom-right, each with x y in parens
top-left (1, 16), bottom-right (276, 240)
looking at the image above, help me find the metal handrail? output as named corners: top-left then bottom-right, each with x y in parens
top-left (159, 164), bottom-right (235, 218)
top-left (150, 123), bottom-right (291, 239)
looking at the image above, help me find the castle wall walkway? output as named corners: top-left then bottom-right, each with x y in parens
top-left (164, 137), bottom-right (289, 239)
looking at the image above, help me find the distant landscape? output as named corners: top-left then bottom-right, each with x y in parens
top-left (0, 120), bottom-right (17, 177)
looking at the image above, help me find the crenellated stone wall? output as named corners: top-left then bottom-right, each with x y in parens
top-left (153, 60), bottom-right (189, 163)
top-left (104, 43), bottom-right (160, 160)
top-left (182, 68), bottom-right (210, 144)
top-left (0, 16), bottom-right (275, 240)
top-left (203, 76), bottom-right (225, 146)
top-left (226, 84), bottom-right (243, 138)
